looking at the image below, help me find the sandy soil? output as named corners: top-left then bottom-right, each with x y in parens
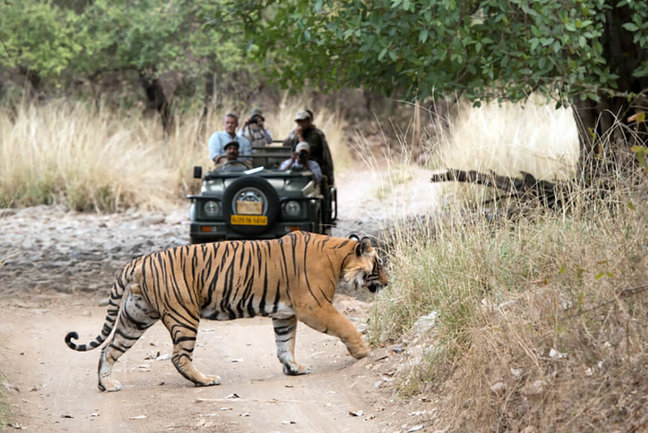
top-left (0, 168), bottom-right (442, 433)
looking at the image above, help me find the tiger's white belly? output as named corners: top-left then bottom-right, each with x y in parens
top-left (268, 302), bottom-right (295, 320)
top-left (199, 302), bottom-right (295, 320)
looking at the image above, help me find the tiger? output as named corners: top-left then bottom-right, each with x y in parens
top-left (64, 231), bottom-right (387, 392)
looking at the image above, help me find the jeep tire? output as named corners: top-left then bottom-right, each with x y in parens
top-left (223, 176), bottom-right (280, 235)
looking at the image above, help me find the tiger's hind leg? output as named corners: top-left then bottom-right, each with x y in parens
top-left (162, 312), bottom-right (221, 387)
top-left (98, 292), bottom-right (159, 392)
top-left (273, 316), bottom-right (310, 375)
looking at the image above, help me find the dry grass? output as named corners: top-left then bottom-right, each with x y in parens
top-left (0, 97), bottom-right (350, 211)
top-left (0, 101), bottom-right (177, 211)
top-left (434, 97), bottom-right (579, 179)
top-left (0, 371), bottom-right (8, 428)
top-left (377, 192), bottom-right (648, 432)
top-left (429, 97), bottom-right (580, 205)
top-left (365, 99), bottom-right (648, 432)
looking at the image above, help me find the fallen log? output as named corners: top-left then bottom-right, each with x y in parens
top-left (430, 169), bottom-right (564, 208)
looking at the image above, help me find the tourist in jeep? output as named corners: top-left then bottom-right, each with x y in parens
top-left (208, 113), bottom-right (252, 165)
top-left (282, 110), bottom-right (334, 185)
top-left (214, 141), bottom-right (251, 169)
top-left (280, 142), bottom-right (322, 184)
top-left (239, 108), bottom-right (273, 148)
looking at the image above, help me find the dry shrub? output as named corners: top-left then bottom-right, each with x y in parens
top-left (370, 177), bottom-right (648, 432)
top-left (443, 279), bottom-right (648, 433)
top-left (365, 96), bottom-right (648, 432)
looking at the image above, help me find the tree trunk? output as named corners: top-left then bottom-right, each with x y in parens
top-left (198, 71), bottom-right (215, 140)
top-left (139, 72), bottom-right (174, 135)
top-left (572, 4), bottom-right (648, 180)
top-left (19, 67), bottom-right (42, 100)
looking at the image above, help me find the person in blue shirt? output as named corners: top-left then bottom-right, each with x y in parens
top-left (207, 113), bottom-right (252, 164)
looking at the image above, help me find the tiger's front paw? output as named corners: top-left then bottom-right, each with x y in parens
top-left (349, 343), bottom-right (369, 359)
top-left (194, 375), bottom-right (221, 387)
top-left (99, 378), bottom-right (122, 392)
top-left (282, 363), bottom-right (310, 376)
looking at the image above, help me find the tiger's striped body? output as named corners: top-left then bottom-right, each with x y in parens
top-left (65, 231), bottom-right (387, 391)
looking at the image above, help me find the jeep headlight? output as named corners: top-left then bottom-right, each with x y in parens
top-left (283, 200), bottom-right (301, 217)
top-left (203, 200), bottom-right (220, 217)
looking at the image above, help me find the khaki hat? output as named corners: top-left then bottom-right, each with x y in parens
top-left (295, 142), bottom-right (310, 153)
top-left (249, 107), bottom-right (263, 117)
top-left (294, 110), bottom-right (312, 121)
top-left (224, 140), bottom-right (239, 150)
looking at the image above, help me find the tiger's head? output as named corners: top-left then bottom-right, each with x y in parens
top-left (342, 236), bottom-right (388, 293)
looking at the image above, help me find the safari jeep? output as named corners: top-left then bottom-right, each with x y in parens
top-left (188, 145), bottom-right (337, 243)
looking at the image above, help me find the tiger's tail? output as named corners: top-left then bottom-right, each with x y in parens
top-left (64, 263), bottom-right (136, 351)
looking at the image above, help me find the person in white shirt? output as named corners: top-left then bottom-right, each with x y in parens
top-left (279, 142), bottom-right (322, 184)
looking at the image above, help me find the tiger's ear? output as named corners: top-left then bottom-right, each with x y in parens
top-left (348, 233), bottom-right (360, 242)
top-left (355, 237), bottom-right (373, 257)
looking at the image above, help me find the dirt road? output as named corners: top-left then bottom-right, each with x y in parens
top-left (0, 169), bottom-right (440, 432)
top-left (0, 295), bottom-right (409, 433)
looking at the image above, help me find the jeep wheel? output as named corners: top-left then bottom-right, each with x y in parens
top-left (223, 176), bottom-right (280, 235)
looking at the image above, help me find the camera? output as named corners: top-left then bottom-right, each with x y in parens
top-left (298, 150), bottom-right (308, 160)
top-left (248, 117), bottom-right (258, 125)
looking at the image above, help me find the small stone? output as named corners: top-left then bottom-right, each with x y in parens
top-left (2, 382), bottom-right (19, 393)
top-left (490, 381), bottom-right (507, 396)
top-left (523, 379), bottom-right (547, 397)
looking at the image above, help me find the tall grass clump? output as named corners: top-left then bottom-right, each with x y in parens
top-left (368, 98), bottom-right (648, 431)
top-left (0, 100), bottom-right (176, 211)
top-left (0, 96), bottom-right (349, 212)
top-left (370, 178), bottom-right (648, 431)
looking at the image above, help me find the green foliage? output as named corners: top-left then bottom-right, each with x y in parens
top-left (0, 0), bottom-right (81, 81)
top-left (232, 0), bottom-right (648, 104)
top-left (0, 0), bottom-right (260, 103)
top-left (618, 0), bottom-right (648, 78)
top-left (75, 0), bottom-right (195, 76)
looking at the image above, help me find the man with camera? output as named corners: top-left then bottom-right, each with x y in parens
top-left (279, 142), bottom-right (322, 184)
top-left (239, 108), bottom-right (273, 148)
top-left (282, 110), bottom-right (333, 185)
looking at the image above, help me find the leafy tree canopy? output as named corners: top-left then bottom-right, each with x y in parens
top-left (233, 0), bottom-right (648, 106)
top-left (0, 0), bottom-right (81, 81)
top-left (1, 0), bottom-right (256, 88)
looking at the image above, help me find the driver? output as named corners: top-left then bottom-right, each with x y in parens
top-left (214, 141), bottom-right (249, 169)
top-left (279, 142), bottom-right (322, 184)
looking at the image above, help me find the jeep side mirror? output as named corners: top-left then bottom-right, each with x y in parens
top-left (193, 166), bottom-right (203, 179)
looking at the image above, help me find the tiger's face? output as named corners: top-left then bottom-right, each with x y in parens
top-left (343, 237), bottom-right (388, 293)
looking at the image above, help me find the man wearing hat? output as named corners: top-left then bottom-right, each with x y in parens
top-left (279, 142), bottom-right (323, 184)
top-left (282, 109), bottom-right (334, 185)
top-left (214, 140), bottom-right (250, 169)
top-left (239, 108), bottom-right (273, 148)
top-left (207, 113), bottom-right (252, 165)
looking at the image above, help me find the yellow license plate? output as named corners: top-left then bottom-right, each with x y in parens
top-left (231, 215), bottom-right (267, 225)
